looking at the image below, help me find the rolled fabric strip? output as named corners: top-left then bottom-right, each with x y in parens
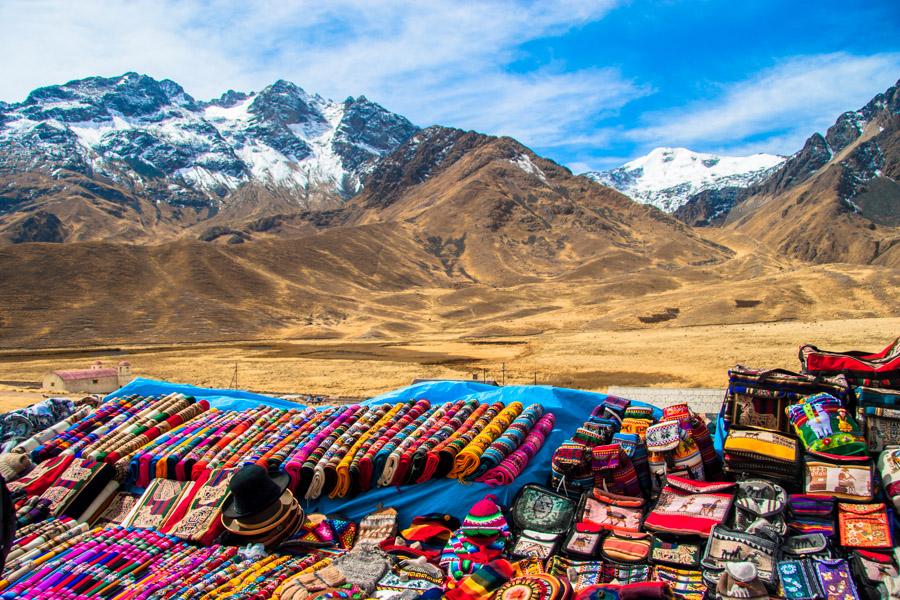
top-left (332, 402), bottom-right (404, 498)
top-left (472, 403), bottom-right (543, 478)
top-left (476, 411), bottom-right (555, 487)
top-left (450, 402), bottom-right (524, 480)
top-left (419, 402), bottom-right (492, 483)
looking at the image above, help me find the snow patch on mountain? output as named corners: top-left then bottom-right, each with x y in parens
top-left (584, 147), bottom-right (785, 212)
top-left (510, 153), bottom-right (547, 183)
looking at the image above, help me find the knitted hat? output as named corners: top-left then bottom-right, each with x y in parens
top-left (401, 513), bottom-right (460, 546)
top-left (0, 452), bottom-right (31, 480)
top-left (461, 495), bottom-right (507, 538)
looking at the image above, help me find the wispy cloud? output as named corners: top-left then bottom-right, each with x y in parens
top-left (626, 52), bottom-right (900, 154)
top-left (0, 0), bottom-right (642, 150)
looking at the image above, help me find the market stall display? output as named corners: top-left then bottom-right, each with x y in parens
top-left (0, 335), bottom-right (897, 599)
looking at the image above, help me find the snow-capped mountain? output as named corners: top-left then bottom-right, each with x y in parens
top-left (583, 147), bottom-right (785, 213)
top-left (0, 73), bottom-right (418, 209)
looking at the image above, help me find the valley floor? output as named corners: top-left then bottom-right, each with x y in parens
top-left (0, 316), bottom-right (896, 411)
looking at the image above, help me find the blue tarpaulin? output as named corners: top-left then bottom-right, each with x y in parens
top-left (105, 378), bottom-right (662, 524)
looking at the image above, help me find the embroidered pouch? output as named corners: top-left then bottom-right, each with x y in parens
top-left (800, 337), bottom-right (900, 384)
top-left (591, 444), bottom-right (642, 498)
top-left (858, 387), bottom-right (900, 452)
top-left (804, 452), bottom-right (873, 501)
top-left (562, 521), bottom-right (603, 558)
top-left (600, 562), bottom-right (649, 585)
top-left (786, 393), bottom-right (866, 455)
top-left (812, 558), bottom-right (861, 600)
top-left (879, 447), bottom-right (900, 513)
top-left (733, 478), bottom-right (787, 537)
top-left (652, 564), bottom-right (706, 600)
top-left (838, 502), bottom-right (892, 549)
top-left (612, 432), bottom-right (651, 495)
top-left (550, 440), bottom-right (593, 498)
top-left (581, 489), bottom-right (644, 532)
top-left (778, 560), bottom-right (823, 600)
top-left (546, 556), bottom-right (603, 591)
top-left (620, 418), bottom-right (651, 439)
top-left (724, 366), bottom-right (851, 435)
top-left (600, 529), bottom-right (650, 564)
top-left (649, 535), bottom-right (702, 568)
top-left (510, 529), bottom-right (562, 560)
top-left (701, 525), bottom-right (777, 586)
top-left (781, 533), bottom-right (831, 560)
top-left (510, 484), bottom-right (576, 534)
top-left (646, 421), bottom-right (681, 452)
top-left (722, 427), bottom-right (800, 482)
top-left (643, 476), bottom-right (734, 538)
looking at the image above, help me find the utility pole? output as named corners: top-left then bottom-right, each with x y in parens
top-left (230, 363), bottom-right (238, 389)
top-left (502, 363), bottom-right (506, 386)
top-left (533, 371), bottom-right (537, 385)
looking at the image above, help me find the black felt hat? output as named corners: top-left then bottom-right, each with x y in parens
top-left (222, 464), bottom-right (291, 519)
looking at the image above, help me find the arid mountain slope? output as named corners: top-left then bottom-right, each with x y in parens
top-left (670, 79), bottom-right (900, 266)
top-left (725, 94), bottom-right (900, 266)
top-left (347, 127), bottom-right (731, 284)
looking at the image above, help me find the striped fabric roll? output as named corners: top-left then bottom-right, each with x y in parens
top-left (356, 400), bottom-right (429, 491)
top-left (437, 402), bottom-right (504, 479)
top-left (477, 412), bottom-right (555, 487)
top-left (420, 402), bottom-right (492, 482)
top-left (472, 403), bottom-right (544, 478)
top-left (450, 402), bottom-right (524, 480)
top-left (388, 400), bottom-right (467, 487)
top-left (380, 402), bottom-right (458, 487)
top-left (332, 402), bottom-right (404, 498)
top-left (408, 400), bottom-right (478, 484)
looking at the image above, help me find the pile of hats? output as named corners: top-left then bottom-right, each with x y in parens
top-left (221, 464), bottom-right (304, 547)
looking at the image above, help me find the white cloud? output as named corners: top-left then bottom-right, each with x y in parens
top-left (0, 0), bottom-right (642, 150)
top-left (626, 52), bottom-right (900, 154)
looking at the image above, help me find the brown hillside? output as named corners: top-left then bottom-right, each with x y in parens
top-left (349, 127), bottom-right (731, 285)
top-left (727, 118), bottom-right (900, 267)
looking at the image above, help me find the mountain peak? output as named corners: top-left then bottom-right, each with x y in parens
top-left (585, 147), bottom-right (784, 212)
top-left (0, 73), bottom-right (419, 217)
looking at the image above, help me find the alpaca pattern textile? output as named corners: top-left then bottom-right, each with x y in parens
top-left (786, 393), bottom-right (866, 456)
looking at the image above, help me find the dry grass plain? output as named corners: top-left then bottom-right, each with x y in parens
top-left (1, 316), bottom-right (896, 412)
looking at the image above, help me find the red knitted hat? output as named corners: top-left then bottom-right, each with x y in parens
top-left (461, 494), bottom-right (507, 537)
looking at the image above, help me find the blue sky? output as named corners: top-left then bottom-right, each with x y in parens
top-left (1, 0), bottom-right (899, 172)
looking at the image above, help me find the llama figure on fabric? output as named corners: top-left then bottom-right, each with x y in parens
top-left (802, 402), bottom-right (832, 439)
